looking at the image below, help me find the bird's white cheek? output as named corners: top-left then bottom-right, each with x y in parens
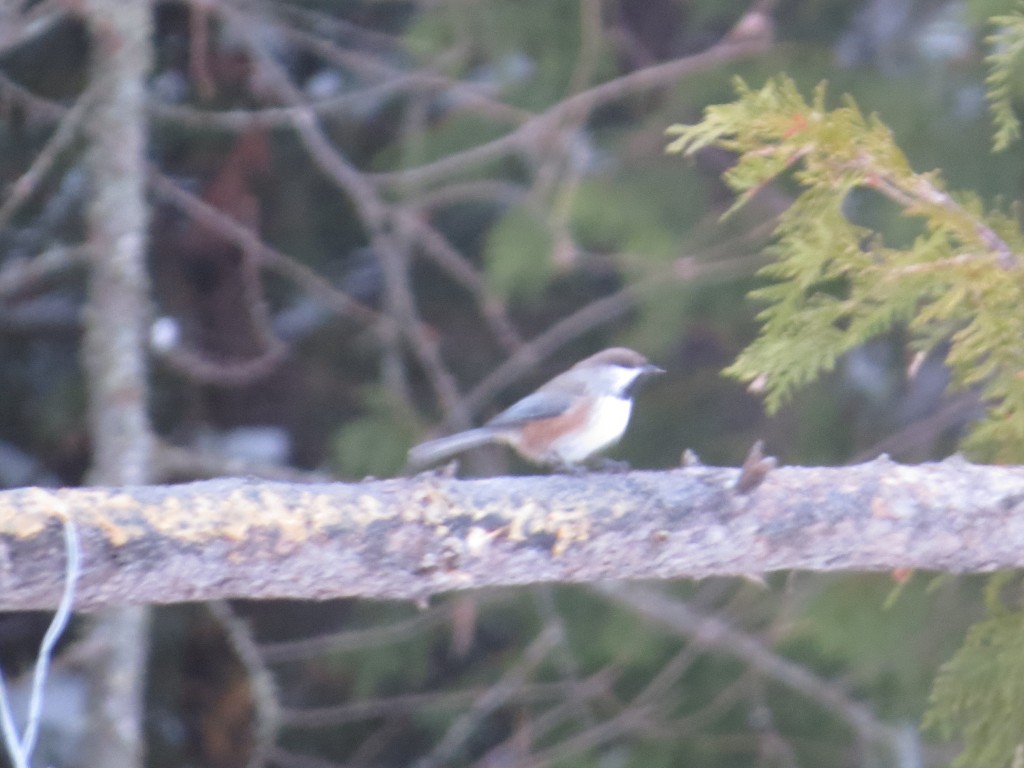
top-left (609, 366), bottom-right (643, 392)
top-left (552, 396), bottom-right (632, 463)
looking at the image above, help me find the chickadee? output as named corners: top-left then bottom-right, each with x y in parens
top-left (408, 347), bottom-right (664, 469)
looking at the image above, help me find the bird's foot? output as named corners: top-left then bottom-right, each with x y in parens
top-left (593, 457), bottom-right (631, 473)
top-left (552, 462), bottom-right (589, 476)
top-left (550, 458), bottom-right (630, 475)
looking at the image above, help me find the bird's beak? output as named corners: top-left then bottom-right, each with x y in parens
top-left (643, 364), bottom-right (666, 377)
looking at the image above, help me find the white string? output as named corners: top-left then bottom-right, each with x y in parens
top-left (0, 515), bottom-right (81, 768)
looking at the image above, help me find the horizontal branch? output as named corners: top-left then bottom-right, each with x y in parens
top-left (2, 455), bottom-right (1022, 611)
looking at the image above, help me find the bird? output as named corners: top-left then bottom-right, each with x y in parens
top-left (408, 347), bottom-right (664, 470)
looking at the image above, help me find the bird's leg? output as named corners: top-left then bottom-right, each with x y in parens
top-left (591, 457), bottom-right (631, 473)
top-left (551, 461), bottom-right (589, 476)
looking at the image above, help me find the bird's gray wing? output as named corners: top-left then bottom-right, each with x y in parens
top-left (485, 389), bottom-right (577, 428)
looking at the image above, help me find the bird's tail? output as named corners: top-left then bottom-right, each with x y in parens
top-left (407, 428), bottom-right (502, 468)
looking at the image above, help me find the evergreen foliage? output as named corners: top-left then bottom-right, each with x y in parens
top-left (666, 15), bottom-right (1024, 758)
top-left (924, 574), bottom-right (1024, 767)
top-left (985, 5), bottom-right (1024, 151)
top-left (666, 75), bottom-right (1024, 461)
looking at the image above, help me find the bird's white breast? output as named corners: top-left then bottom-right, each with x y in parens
top-left (550, 395), bottom-right (633, 464)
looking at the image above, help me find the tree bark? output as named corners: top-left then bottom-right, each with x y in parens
top-left (79, 1), bottom-right (154, 766)
top-left (1, 456), bottom-right (1021, 611)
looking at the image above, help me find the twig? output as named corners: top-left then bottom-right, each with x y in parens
top-left (524, 697), bottom-right (652, 767)
top-left (369, 35), bottom-right (771, 189)
top-left (0, 244), bottom-right (90, 301)
top-left (281, 675), bottom-right (610, 728)
top-left (858, 157), bottom-right (1017, 270)
top-left (532, 586), bottom-right (598, 729)
top-left (237, 0), bottom-right (530, 125)
top-left (208, 601), bottom-right (280, 768)
top-left (0, 88), bottom-right (93, 229)
top-left (147, 169), bottom-right (379, 325)
top-left (0, 1), bottom-right (67, 59)
top-left (850, 391), bottom-right (982, 464)
top-left (159, 334), bottom-right (289, 386)
top-left (0, 71), bottom-right (67, 122)
top-left (523, 671), bottom-right (752, 766)
top-left (597, 583), bottom-right (914, 759)
top-left (565, 0), bottom-right (605, 96)
top-left (219, 10), bottom-right (472, 427)
top-left (410, 180), bottom-right (526, 211)
top-left (460, 247), bottom-right (767, 422)
top-left (188, 2), bottom-right (216, 101)
top-left (268, 744), bottom-right (347, 768)
top-left (259, 595), bottom-right (509, 663)
top-left (268, 0), bottom-right (403, 53)
top-left (394, 208), bottom-right (523, 353)
top-left (377, 215), bottom-right (469, 424)
top-left (413, 624), bottom-right (562, 768)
